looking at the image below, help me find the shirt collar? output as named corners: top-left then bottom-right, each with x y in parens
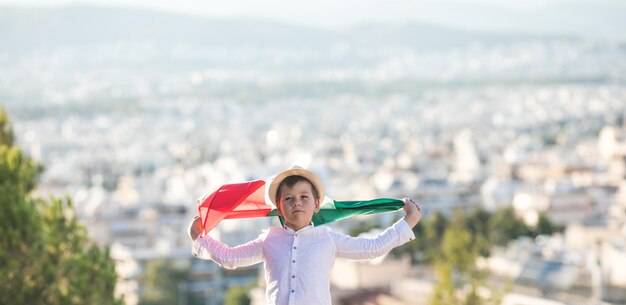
top-left (284, 222), bottom-right (315, 234)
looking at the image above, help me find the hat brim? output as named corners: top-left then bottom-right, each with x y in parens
top-left (268, 168), bottom-right (325, 206)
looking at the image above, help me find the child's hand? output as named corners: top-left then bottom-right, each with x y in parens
top-left (188, 216), bottom-right (203, 241)
top-left (402, 198), bottom-right (422, 228)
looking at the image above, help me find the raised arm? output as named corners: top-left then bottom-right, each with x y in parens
top-left (331, 198), bottom-right (421, 260)
top-left (189, 217), bottom-right (264, 269)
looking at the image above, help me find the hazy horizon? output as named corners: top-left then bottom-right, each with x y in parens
top-left (1, 0), bottom-right (625, 40)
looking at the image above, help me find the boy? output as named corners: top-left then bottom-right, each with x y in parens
top-left (189, 167), bottom-right (422, 305)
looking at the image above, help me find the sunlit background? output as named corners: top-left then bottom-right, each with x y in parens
top-left (1, 1), bottom-right (626, 305)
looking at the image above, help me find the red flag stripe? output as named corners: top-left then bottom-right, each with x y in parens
top-left (198, 179), bottom-right (269, 233)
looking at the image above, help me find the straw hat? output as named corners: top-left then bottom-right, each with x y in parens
top-left (268, 166), bottom-right (325, 205)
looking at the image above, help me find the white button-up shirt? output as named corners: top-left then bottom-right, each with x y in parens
top-left (192, 218), bottom-right (415, 305)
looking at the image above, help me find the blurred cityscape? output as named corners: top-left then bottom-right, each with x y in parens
top-left (2, 4), bottom-right (626, 305)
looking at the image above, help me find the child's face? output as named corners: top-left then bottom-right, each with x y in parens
top-left (276, 180), bottom-right (320, 231)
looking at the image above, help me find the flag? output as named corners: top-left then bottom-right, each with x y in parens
top-left (197, 179), bottom-right (404, 233)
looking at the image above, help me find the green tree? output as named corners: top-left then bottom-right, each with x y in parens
top-left (0, 106), bottom-right (122, 305)
top-left (430, 263), bottom-right (456, 305)
top-left (440, 211), bottom-right (475, 274)
top-left (430, 211), bottom-right (478, 305)
top-left (224, 285), bottom-right (251, 305)
top-left (0, 107), bottom-right (14, 146)
top-left (488, 207), bottom-right (530, 246)
top-left (139, 259), bottom-right (189, 305)
top-left (39, 197), bottom-right (121, 304)
top-left (0, 145), bottom-right (45, 305)
top-left (348, 221), bottom-right (381, 237)
top-left (430, 210), bottom-right (499, 305)
top-left (534, 212), bottom-right (563, 236)
top-left (466, 208), bottom-right (492, 257)
top-left (423, 211), bottom-right (449, 262)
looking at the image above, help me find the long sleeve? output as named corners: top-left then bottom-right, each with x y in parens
top-left (191, 234), bottom-right (264, 269)
top-left (330, 218), bottom-right (415, 260)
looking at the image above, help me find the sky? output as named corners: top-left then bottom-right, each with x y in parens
top-left (1, 0), bottom-right (625, 39)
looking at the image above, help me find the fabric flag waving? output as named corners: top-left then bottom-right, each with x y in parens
top-left (197, 179), bottom-right (404, 233)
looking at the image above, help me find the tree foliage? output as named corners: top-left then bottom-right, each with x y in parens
top-left (384, 204), bottom-right (557, 304)
top-left (424, 211), bottom-right (449, 261)
top-left (0, 107), bottom-right (14, 147)
top-left (388, 203), bottom-right (551, 266)
top-left (139, 259), bottom-right (189, 305)
top-left (488, 207), bottom-right (531, 246)
top-left (0, 106), bottom-right (122, 305)
top-left (347, 221), bottom-right (381, 237)
top-left (534, 212), bottom-right (563, 236)
top-left (466, 208), bottom-right (492, 257)
top-left (224, 285), bottom-right (252, 305)
top-left (430, 210), bottom-right (498, 305)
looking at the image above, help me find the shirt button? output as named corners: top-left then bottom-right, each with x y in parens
top-left (292, 260), bottom-right (295, 263)
top-left (292, 275), bottom-right (295, 278)
top-left (295, 234), bottom-right (298, 237)
top-left (291, 290), bottom-right (295, 293)
top-left (293, 246), bottom-right (297, 249)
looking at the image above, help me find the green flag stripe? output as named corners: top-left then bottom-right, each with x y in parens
top-left (266, 198), bottom-right (404, 227)
top-left (331, 198), bottom-right (403, 209)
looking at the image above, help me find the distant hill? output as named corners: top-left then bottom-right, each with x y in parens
top-left (342, 23), bottom-right (566, 50)
top-left (0, 6), bottom-right (338, 50)
top-left (0, 5), bottom-right (571, 52)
